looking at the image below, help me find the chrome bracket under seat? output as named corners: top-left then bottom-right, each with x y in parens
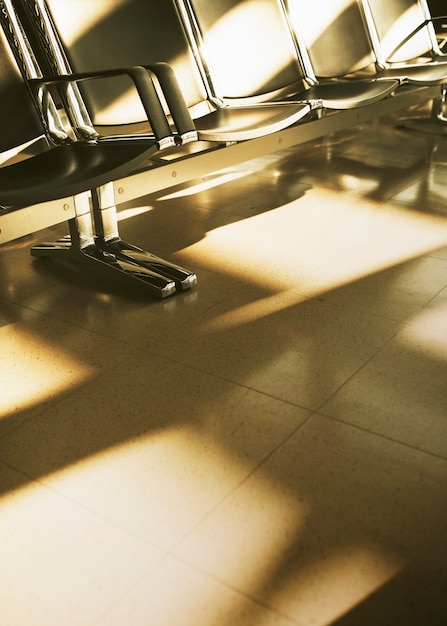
top-left (91, 182), bottom-right (197, 292)
top-left (395, 86), bottom-right (447, 135)
top-left (30, 191), bottom-right (195, 299)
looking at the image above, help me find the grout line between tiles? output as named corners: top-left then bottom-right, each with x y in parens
top-left (163, 411), bottom-right (315, 555)
top-left (313, 410), bottom-right (447, 462)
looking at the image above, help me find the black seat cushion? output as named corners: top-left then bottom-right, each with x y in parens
top-left (0, 141), bottom-right (157, 206)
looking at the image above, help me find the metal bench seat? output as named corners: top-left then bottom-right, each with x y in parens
top-left (285, 0), bottom-right (447, 130)
top-left (15, 0), bottom-right (311, 145)
top-left (176, 0), bottom-right (399, 111)
top-left (360, 0), bottom-right (447, 67)
top-left (359, 0), bottom-right (447, 129)
top-left (0, 4), bottom-right (196, 298)
top-left (359, 0), bottom-right (447, 82)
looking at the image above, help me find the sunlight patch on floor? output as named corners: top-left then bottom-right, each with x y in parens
top-left (399, 299), bottom-right (447, 362)
top-left (179, 187), bottom-right (447, 328)
top-left (0, 422), bottom-right (404, 626)
top-left (270, 542), bottom-right (402, 626)
top-left (0, 324), bottom-right (94, 420)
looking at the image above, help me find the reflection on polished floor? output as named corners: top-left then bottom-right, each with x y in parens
top-left (1, 108), bottom-right (447, 626)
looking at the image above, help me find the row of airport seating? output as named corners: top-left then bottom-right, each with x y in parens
top-left (0, 0), bottom-right (446, 298)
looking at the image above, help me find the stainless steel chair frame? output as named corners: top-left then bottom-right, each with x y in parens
top-left (0, 0), bottom-right (197, 298)
top-left (358, 0), bottom-right (447, 129)
top-left (22, 0), bottom-right (312, 142)
top-left (1, 0), bottom-right (441, 303)
top-left (360, 0), bottom-right (446, 68)
top-left (282, 0), bottom-right (447, 131)
top-left (176, 0), bottom-right (400, 112)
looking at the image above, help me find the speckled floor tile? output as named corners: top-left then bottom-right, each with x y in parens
top-left (93, 554), bottom-right (297, 626)
top-left (0, 461), bottom-right (162, 626)
top-left (0, 229), bottom-right (63, 302)
top-left (429, 244), bottom-right (447, 260)
top-left (316, 254), bottom-right (447, 323)
top-left (0, 351), bottom-right (309, 549)
top-left (320, 286), bottom-right (447, 457)
top-left (174, 414), bottom-right (447, 626)
top-left (0, 302), bottom-right (129, 438)
top-left (19, 266), bottom-right (241, 347)
top-left (137, 291), bottom-right (401, 410)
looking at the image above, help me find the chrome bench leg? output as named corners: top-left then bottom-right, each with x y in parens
top-left (91, 183), bottom-right (197, 291)
top-left (396, 90), bottom-right (447, 135)
top-left (31, 191), bottom-right (178, 299)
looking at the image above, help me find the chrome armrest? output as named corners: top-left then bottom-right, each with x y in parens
top-left (28, 64), bottom-right (185, 148)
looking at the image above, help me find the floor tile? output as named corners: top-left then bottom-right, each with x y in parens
top-left (93, 555), bottom-right (296, 626)
top-left (317, 254), bottom-right (447, 323)
top-left (0, 303), bottom-right (129, 438)
top-left (429, 244), bottom-right (447, 260)
top-left (0, 352), bottom-right (309, 549)
top-left (176, 187), bottom-right (447, 295)
top-left (19, 266), bottom-right (239, 347)
top-left (320, 286), bottom-right (447, 457)
top-left (174, 414), bottom-right (447, 626)
top-left (0, 229), bottom-right (63, 302)
top-left (268, 121), bottom-right (433, 202)
top-left (142, 291), bottom-right (401, 410)
top-left (0, 461), bottom-right (161, 626)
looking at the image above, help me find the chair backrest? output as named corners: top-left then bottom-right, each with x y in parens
top-left (426, 0), bottom-right (443, 17)
top-left (0, 2), bottom-right (58, 157)
top-left (285, 0), bottom-right (377, 79)
top-left (360, 0), bottom-right (440, 65)
top-left (175, 0), bottom-right (305, 102)
top-left (16, 0), bottom-right (215, 127)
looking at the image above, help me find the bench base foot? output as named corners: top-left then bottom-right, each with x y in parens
top-left (97, 238), bottom-right (197, 292)
top-left (30, 235), bottom-right (191, 299)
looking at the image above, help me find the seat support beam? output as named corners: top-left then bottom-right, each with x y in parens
top-left (113, 85), bottom-right (442, 205)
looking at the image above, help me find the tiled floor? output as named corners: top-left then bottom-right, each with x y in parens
top-left (1, 110), bottom-right (447, 625)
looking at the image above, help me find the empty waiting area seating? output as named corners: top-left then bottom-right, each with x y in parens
top-left (284, 0), bottom-right (447, 132)
top-left (0, 1), bottom-right (197, 298)
top-left (18, 0), bottom-right (442, 149)
top-left (1, 0), bottom-right (444, 300)
top-left (16, 0), bottom-right (311, 143)
top-left (359, 0), bottom-right (447, 125)
top-left (176, 0), bottom-right (399, 109)
top-left (360, 0), bottom-right (446, 67)
top-left (285, 0), bottom-right (447, 83)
